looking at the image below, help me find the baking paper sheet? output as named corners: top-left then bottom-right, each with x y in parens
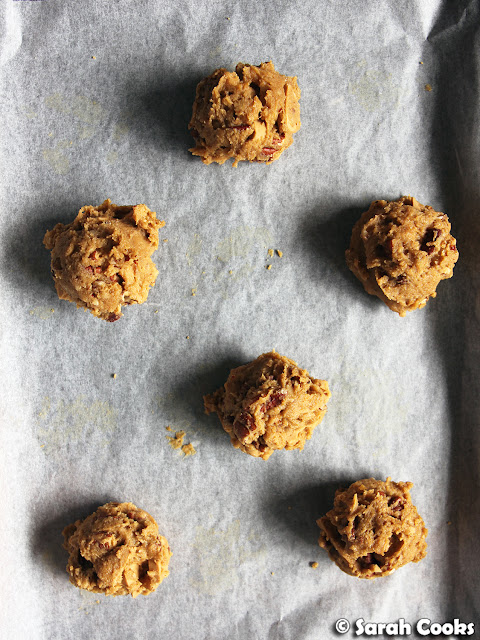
top-left (1, 0), bottom-right (479, 638)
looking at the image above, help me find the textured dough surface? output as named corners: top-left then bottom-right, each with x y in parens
top-left (189, 61), bottom-right (301, 166)
top-left (43, 199), bottom-right (164, 321)
top-left (346, 196), bottom-right (458, 316)
top-left (204, 351), bottom-right (330, 460)
top-left (63, 502), bottom-right (171, 597)
top-left (317, 478), bottom-right (427, 579)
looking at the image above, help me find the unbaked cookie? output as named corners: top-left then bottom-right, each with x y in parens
top-left (204, 351), bottom-right (330, 460)
top-left (43, 199), bottom-right (164, 321)
top-left (63, 502), bottom-right (171, 597)
top-left (317, 478), bottom-right (427, 579)
top-left (346, 196), bottom-right (458, 316)
top-left (189, 61), bottom-right (301, 166)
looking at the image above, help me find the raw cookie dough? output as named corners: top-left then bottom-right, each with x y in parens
top-left (189, 61), bottom-right (301, 166)
top-left (204, 351), bottom-right (331, 460)
top-left (345, 196), bottom-right (458, 316)
top-left (63, 502), bottom-right (171, 597)
top-left (43, 199), bottom-right (164, 321)
top-left (317, 478), bottom-right (427, 579)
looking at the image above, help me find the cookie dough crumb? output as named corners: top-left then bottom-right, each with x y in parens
top-left (182, 443), bottom-right (196, 457)
top-left (43, 199), bottom-right (164, 322)
top-left (266, 264), bottom-right (272, 270)
top-left (63, 502), bottom-right (171, 597)
top-left (91, 56), bottom-right (96, 60)
top-left (276, 250), bottom-right (283, 257)
top-left (167, 430), bottom-right (186, 450)
top-left (191, 288), bottom-right (197, 296)
top-left (112, 373), bottom-right (117, 379)
top-left (189, 61), bottom-right (301, 166)
top-left (267, 249), bottom-right (274, 258)
top-left (317, 478), bottom-right (427, 579)
top-left (204, 351), bottom-right (331, 460)
top-left (346, 196), bottom-right (458, 316)
top-left (166, 428), bottom-right (196, 457)
top-left (310, 561), bottom-right (319, 569)
top-left (425, 84), bottom-right (432, 91)
top-left (186, 335), bottom-right (190, 339)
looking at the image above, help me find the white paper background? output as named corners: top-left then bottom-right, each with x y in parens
top-left (1, 1), bottom-right (479, 638)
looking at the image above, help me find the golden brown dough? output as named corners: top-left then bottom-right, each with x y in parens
top-left (63, 502), bottom-right (171, 597)
top-left (317, 478), bottom-right (427, 579)
top-left (204, 351), bottom-right (331, 460)
top-left (189, 61), bottom-right (301, 166)
top-left (346, 196), bottom-right (458, 316)
top-left (43, 199), bottom-right (164, 321)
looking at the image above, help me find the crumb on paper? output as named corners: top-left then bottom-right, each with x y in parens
top-left (112, 373), bottom-right (117, 379)
top-left (166, 427), bottom-right (196, 457)
top-left (276, 249), bottom-right (283, 258)
top-left (271, 571), bottom-right (274, 576)
top-left (425, 84), bottom-right (432, 91)
top-left (155, 310), bottom-right (158, 314)
top-left (310, 561), bottom-right (319, 569)
top-left (191, 287), bottom-right (197, 296)
top-left (182, 443), bottom-right (196, 457)
top-left (167, 430), bottom-right (186, 450)
top-left (266, 264), bottom-right (272, 270)
top-left (92, 56), bottom-right (96, 60)
top-left (40, 444), bottom-right (45, 448)
top-left (267, 248), bottom-right (274, 258)
top-left (419, 61), bottom-right (423, 65)
top-left (163, 238), bottom-right (168, 243)
top-left (228, 270), bottom-right (233, 275)
top-left (186, 335), bottom-right (190, 339)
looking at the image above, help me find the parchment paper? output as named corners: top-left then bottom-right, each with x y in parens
top-left (1, 1), bottom-right (479, 638)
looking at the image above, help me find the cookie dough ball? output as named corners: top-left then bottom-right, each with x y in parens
top-left (43, 199), bottom-right (164, 322)
top-left (63, 502), bottom-right (171, 597)
top-left (317, 478), bottom-right (427, 579)
top-left (204, 351), bottom-right (331, 460)
top-left (345, 196), bottom-right (458, 316)
top-left (189, 61), bottom-right (301, 167)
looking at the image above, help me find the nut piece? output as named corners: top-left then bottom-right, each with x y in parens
top-left (63, 502), bottom-right (171, 597)
top-left (189, 61), bottom-right (301, 167)
top-left (204, 351), bottom-right (331, 460)
top-left (317, 478), bottom-right (427, 579)
top-left (345, 196), bottom-right (458, 316)
top-left (43, 199), bottom-right (164, 321)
